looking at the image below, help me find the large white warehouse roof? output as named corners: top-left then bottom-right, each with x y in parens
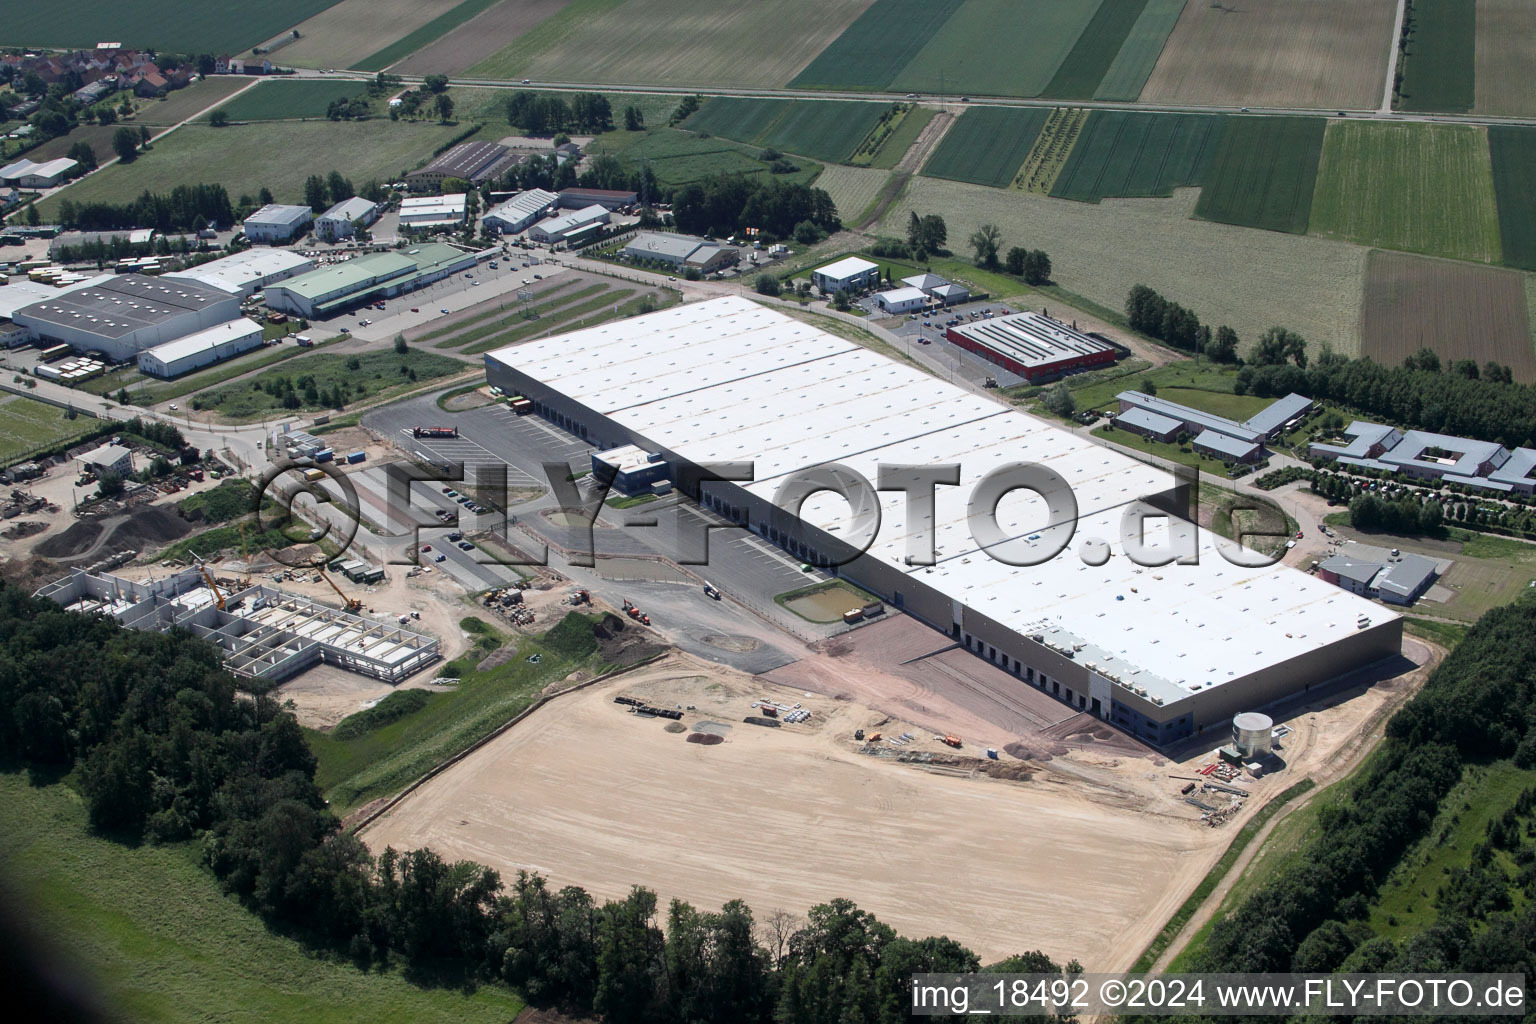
top-left (489, 297), bottom-right (1394, 707)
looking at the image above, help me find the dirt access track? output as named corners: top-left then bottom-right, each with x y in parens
top-left (359, 644), bottom-right (1419, 967)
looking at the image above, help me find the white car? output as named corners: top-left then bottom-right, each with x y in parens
top-left (168, 403), bottom-right (178, 411)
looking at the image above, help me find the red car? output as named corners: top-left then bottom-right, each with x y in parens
top-left (410, 307), bottom-right (419, 312)
top-left (421, 544), bottom-right (432, 552)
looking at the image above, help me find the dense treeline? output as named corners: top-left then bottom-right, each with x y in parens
top-left (672, 175), bottom-right (839, 239)
top-left (506, 91), bottom-right (615, 135)
top-left (0, 589), bottom-right (1071, 1021)
top-left (55, 185), bottom-right (235, 233)
top-left (1192, 595), bottom-right (1536, 983)
top-left (1125, 285), bottom-right (1239, 363)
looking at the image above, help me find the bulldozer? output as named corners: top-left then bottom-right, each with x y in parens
top-left (318, 568), bottom-right (364, 613)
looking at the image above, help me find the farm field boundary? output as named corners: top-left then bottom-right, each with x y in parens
top-left (790, 0), bottom-right (965, 92)
top-left (0, 0), bottom-right (343, 54)
top-left (353, 0), bottom-right (503, 71)
top-left (921, 107), bottom-right (1048, 188)
top-left (587, 128), bottom-right (822, 189)
top-left (1042, 0), bottom-right (1149, 100)
top-left (1396, 0), bottom-right (1476, 113)
top-left (684, 98), bottom-right (893, 163)
top-left (1308, 121), bottom-right (1501, 265)
top-left (1361, 251), bottom-right (1535, 382)
top-left (1474, 0), bottom-right (1536, 117)
top-left (892, 0), bottom-right (1103, 99)
top-left (1093, 0), bottom-right (1186, 102)
top-left (1194, 116), bottom-right (1325, 234)
top-left (204, 80), bottom-right (366, 121)
top-left (1488, 127), bottom-right (1536, 272)
top-left (1050, 111), bottom-right (1222, 203)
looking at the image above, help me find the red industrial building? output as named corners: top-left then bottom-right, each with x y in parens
top-left (946, 311), bottom-right (1117, 382)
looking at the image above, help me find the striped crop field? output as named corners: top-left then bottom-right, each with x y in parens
top-left (1308, 122), bottom-right (1501, 264)
top-left (206, 80), bottom-right (366, 121)
top-left (1050, 111), bottom-right (1223, 203)
top-left (791, 0), bottom-right (966, 91)
top-left (684, 98), bottom-right (892, 163)
top-left (891, 0), bottom-right (1102, 99)
top-left (1489, 127), bottom-right (1536, 272)
top-left (1093, 0), bottom-right (1186, 101)
top-left (1041, 0), bottom-right (1150, 100)
top-left (684, 98), bottom-right (792, 143)
top-left (1193, 116), bottom-right (1326, 235)
top-left (1475, 0), bottom-right (1536, 117)
top-left (921, 107), bottom-right (1048, 188)
top-left (1397, 0), bottom-right (1476, 113)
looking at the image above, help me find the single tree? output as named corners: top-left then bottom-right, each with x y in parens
top-left (258, 186), bottom-right (275, 206)
top-left (423, 74), bottom-right (449, 93)
top-left (209, 109), bottom-right (229, 128)
top-left (1004, 246), bottom-right (1028, 276)
top-left (393, 333), bottom-right (408, 354)
top-left (303, 174), bottom-right (328, 212)
top-left (435, 92), bottom-right (455, 122)
top-left (968, 223), bottom-right (1002, 268)
top-left (1140, 379), bottom-right (1158, 396)
top-left (112, 126), bottom-right (139, 163)
top-left (754, 273), bottom-right (781, 297)
top-left (623, 105), bottom-right (644, 131)
top-left (1041, 381), bottom-right (1076, 417)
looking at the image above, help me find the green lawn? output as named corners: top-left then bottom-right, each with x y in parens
top-left (1194, 116), bottom-right (1326, 234)
top-left (36, 118), bottom-right (463, 213)
top-left (1041, 0), bottom-right (1150, 100)
top-left (0, 0), bottom-right (341, 53)
top-left (586, 127), bottom-right (822, 188)
top-left (1403, 617), bottom-right (1470, 649)
top-left (1050, 111), bottom-right (1223, 202)
top-left (1488, 126), bottom-right (1536, 272)
top-left (1152, 386), bottom-right (1270, 421)
top-left (922, 107), bottom-right (1049, 187)
top-left (790, 0), bottom-right (967, 91)
top-left (1395, 0), bottom-right (1477, 113)
top-left (0, 774), bottom-right (525, 1023)
top-left (859, 104), bottom-right (936, 169)
top-left (891, 0), bottom-right (1103, 99)
top-left (129, 339), bottom-right (340, 406)
top-left (1064, 359), bottom-right (1242, 411)
top-left (0, 395), bottom-right (97, 464)
top-left (1093, 0), bottom-right (1186, 101)
top-left (192, 349), bottom-right (467, 421)
top-left (309, 614), bottom-right (618, 813)
top-left (1308, 121), bottom-right (1502, 264)
top-left (205, 80), bottom-right (368, 121)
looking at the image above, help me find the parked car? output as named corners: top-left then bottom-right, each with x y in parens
top-left (440, 307), bottom-right (449, 314)
top-left (434, 553), bottom-right (446, 562)
top-left (458, 541), bottom-right (473, 550)
top-left (421, 544), bottom-right (432, 552)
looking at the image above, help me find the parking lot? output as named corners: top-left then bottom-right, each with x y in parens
top-left (871, 299), bottom-right (1029, 389)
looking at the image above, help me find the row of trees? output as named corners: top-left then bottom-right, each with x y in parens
top-left (1193, 592), bottom-right (1536, 979)
top-left (1124, 284), bottom-right (1240, 362)
top-left (56, 184), bottom-right (235, 233)
top-left (0, 590), bottom-right (1072, 1022)
top-left (506, 91), bottom-right (615, 135)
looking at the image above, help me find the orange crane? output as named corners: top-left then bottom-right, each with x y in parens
top-left (319, 568), bottom-right (364, 613)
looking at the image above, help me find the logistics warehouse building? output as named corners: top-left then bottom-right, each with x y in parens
top-left (12, 274), bottom-right (240, 361)
top-left (486, 297), bottom-right (1401, 746)
top-left (948, 310), bottom-right (1118, 383)
top-left (264, 243), bottom-right (479, 318)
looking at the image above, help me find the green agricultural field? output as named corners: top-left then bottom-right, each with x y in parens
top-left (205, 80), bottom-right (367, 121)
top-left (0, 396), bottom-right (97, 465)
top-left (759, 101), bottom-right (891, 163)
top-left (1042, 0), bottom-right (1149, 100)
top-left (192, 349), bottom-right (466, 421)
top-left (1488, 126), bottom-right (1536, 272)
top-left (684, 98), bottom-right (792, 143)
top-left (351, 0), bottom-right (501, 71)
top-left (1309, 121), bottom-right (1501, 264)
top-left (1050, 111), bottom-right (1222, 203)
top-left (1396, 0), bottom-right (1476, 113)
top-left (0, 0), bottom-right (341, 53)
top-left (892, 0), bottom-right (1104, 98)
top-left (35, 119), bottom-right (463, 215)
top-left (922, 107), bottom-right (1048, 187)
top-left (0, 776), bottom-right (526, 1024)
top-left (1194, 116), bottom-right (1326, 234)
top-left (859, 105), bottom-right (936, 169)
top-left (1093, 0), bottom-right (1186, 101)
top-left (791, 0), bottom-right (967, 91)
top-left (684, 98), bottom-right (890, 163)
top-left (586, 127), bottom-right (822, 188)
top-left (130, 76), bottom-right (255, 126)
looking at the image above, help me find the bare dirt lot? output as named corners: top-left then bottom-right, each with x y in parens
top-left (1362, 250), bottom-right (1535, 382)
top-left (393, 0), bottom-right (572, 76)
top-left (361, 631), bottom-right (1424, 967)
top-left (1141, 0), bottom-right (1397, 110)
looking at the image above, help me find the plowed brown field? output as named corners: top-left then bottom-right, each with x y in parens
top-left (1141, 0), bottom-right (1396, 110)
top-left (1474, 0), bottom-right (1536, 118)
top-left (393, 0), bottom-right (572, 75)
top-left (1362, 250), bottom-right (1535, 381)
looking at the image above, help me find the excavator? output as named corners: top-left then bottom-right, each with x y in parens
top-left (318, 567), bottom-right (364, 613)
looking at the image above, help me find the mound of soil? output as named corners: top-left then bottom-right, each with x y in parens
top-left (1003, 741), bottom-right (1066, 762)
top-left (34, 519), bottom-right (104, 559)
top-left (115, 505), bottom-right (193, 549)
top-left (0, 520), bottom-right (48, 541)
top-left (663, 721), bottom-right (687, 734)
top-left (985, 761), bottom-right (1036, 781)
top-left (686, 732), bottom-right (724, 745)
top-left (743, 716), bottom-right (781, 728)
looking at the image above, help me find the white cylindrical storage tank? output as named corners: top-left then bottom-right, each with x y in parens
top-left (1232, 712), bottom-right (1273, 757)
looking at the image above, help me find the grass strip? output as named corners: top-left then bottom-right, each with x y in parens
top-left (433, 283), bottom-right (609, 349)
top-left (350, 0), bottom-right (502, 71)
top-left (460, 289), bottom-right (639, 355)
